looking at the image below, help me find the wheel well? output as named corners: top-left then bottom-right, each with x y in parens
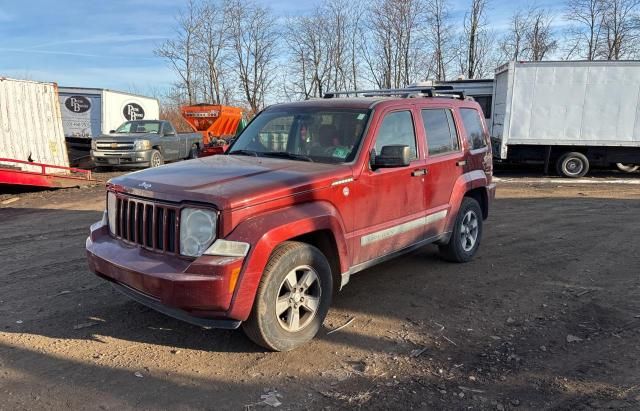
top-left (290, 230), bottom-right (341, 291)
top-left (465, 187), bottom-right (488, 219)
top-left (152, 145), bottom-right (162, 153)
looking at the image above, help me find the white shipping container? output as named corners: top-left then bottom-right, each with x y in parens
top-left (492, 61), bottom-right (640, 160)
top-left (0, 77), bottom-right (69, 173)
top-left (58, 87), bottom-right (160, 138)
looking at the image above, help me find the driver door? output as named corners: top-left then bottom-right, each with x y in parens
top-left (351, 109), bottom-right (427, 265)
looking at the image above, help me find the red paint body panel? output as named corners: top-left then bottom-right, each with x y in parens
top-left (86, 96), bottom-right (496, 325)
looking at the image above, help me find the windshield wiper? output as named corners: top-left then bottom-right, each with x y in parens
top-left (262, 152), bottom-right (314, 162)
top-left (228, 149), bottom-right (260, 157)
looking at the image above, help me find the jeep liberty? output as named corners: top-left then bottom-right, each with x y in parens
top-left (86, 88), bottom-right (496, 351)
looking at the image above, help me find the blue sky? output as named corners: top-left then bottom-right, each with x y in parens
top-left (0, 0), bottom-right (564, 94)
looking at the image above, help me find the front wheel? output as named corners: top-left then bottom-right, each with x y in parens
top-left (243, 242), bottom-right (333, 351)
top-left (616, 163), bottom-right (639, 173)
top-left (439, 197), bottom-right (483, 263)
top-left (149, 149), bottom-right (164, 168)
top-left (556, 152), bottom-right (589, 178)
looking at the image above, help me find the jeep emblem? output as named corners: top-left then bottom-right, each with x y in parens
top-left (138, 182), bottom-right (152, 190)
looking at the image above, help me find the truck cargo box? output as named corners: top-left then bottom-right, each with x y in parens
top-left (0, 77), bottom-right (69, 173)
top-left (58, 87), bottom-right (159, 167)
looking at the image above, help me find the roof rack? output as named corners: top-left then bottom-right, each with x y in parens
top-left (323, 86), bottom-right (467, 100)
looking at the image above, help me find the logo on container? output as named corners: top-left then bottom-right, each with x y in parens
top-left (123, 103), bottom-right (145, 120)
top-left (64, 96), bottom-right (91, 113)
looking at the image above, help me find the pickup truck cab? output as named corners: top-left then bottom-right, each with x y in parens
top-left (86, 89), bottom-right (496, 351)
top-left (91, 120), bottom-right (201, 169)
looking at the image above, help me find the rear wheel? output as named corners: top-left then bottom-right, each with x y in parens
top-left (187, 144), bottom-right (199, 160)
top-left (439, 197), bottom-right (483, 263)
top-left (616, 163), bottom-right (639, 173)
top-left (150, 149), bottom-right (164, 168)
top-left (243, 242), bottom-right (332, 351)
top-left (556, 152), bottom-right (589, 178)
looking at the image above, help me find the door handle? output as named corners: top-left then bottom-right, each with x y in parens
top-left (411, 168), bottom-right (427, 177)
top-left (456, 160), bottom-right (467, 167)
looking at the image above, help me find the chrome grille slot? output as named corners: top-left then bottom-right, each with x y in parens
top-left (113, 195), bottom-right (179, 254)
top-left (96, 142), bottom-right (135, 150)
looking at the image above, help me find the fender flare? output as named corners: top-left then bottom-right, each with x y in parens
top-left (224, 201), bottom-right (349, 321)
top-left (444, 170), bottom-right (488, 234)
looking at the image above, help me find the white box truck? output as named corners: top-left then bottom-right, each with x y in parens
top-left (58, 87), bottom-right (159, 167)
top-left (491, 61), bottom-right (640, 177)
top-left (0, 77), bottom-right (69, 173)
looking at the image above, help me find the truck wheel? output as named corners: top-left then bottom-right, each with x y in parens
top-left (188, 144), bottom-right (199, 160)
top-left (243, 241), bottom-right (333, 352)
top-left (439, 197), bottom-right (483, 263)
top-left (556, 152), bottom-right (589, 178)
top-left (150, 150), bottom-right (164, 167)
top-left (616, 163), bottom-right (639, 173)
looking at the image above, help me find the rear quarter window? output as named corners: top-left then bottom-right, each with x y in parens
top-left (460, 108), bottom-right (488, 150)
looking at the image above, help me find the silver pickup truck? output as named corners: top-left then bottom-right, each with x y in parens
top-left (91, 120), bottom-right (201, 169)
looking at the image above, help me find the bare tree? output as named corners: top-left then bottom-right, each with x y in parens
top-left (565, 0), bottom-right (605, 60)
top-left (426, 0), bottom-right (455, 80)
top-left (285, 9), bottom-right (331, 99)
top-left (363, 0), bottom-right (427, 88)
top-left (499, 9), bottom-right (532, 63)
top-left (154, 0), bottom-right (202, 104)
top-left (195, 0), bottom-right (229, 104)
top-left (462, 0), bottom-right (492, 79)
top-left (600, 0), bottom-right (640, 59)
top-left (526, 8), bottom-right (557, 61)
top-left (227, 0), bottom-right (279, 113)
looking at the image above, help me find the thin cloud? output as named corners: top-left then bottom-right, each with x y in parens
top-left (31, 34), bottom-right (168, 49)
top-left (0, 47), bottom-right (158, 60)
top-left (0, 8), bottom-right (13, 22)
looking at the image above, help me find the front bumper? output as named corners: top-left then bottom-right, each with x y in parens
top-left (86, 219), bottom-right (245, 327)
top-left (91, 149), bottom-right (152, 167)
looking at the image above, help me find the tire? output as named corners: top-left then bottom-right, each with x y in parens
top-left (188, 144), bottom-right (199, 160)
top-left (556, 152), bottom-right (589, 178)
top-left (439, 197), bottom-right (483, 263)
top-left (616, 163), bottom-right (639, 173)
top-left (243, 241), bottom-right (333, 352)
top-left (150, 149), bottom-right (164, 168)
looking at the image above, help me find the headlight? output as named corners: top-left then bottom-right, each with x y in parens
top-left (180, 208), bottom-right (217, 257)
top-left (91, 139), bottom-right (97, 150)
top-left (134, 140), bottom-right (151, 150)
top-left (107, 192), bottom-right (117, 234)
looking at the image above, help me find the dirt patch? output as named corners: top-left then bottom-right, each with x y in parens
top-left (1, 176), bottom-right (639, 410)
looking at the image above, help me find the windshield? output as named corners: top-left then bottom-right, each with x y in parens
top-left (115, 121), bottom-right (161, 134)
top-left (229, 108), bottom-right (370, 164)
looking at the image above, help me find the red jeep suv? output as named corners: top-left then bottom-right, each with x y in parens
top-left (86, 88), bottom-right (496, 351)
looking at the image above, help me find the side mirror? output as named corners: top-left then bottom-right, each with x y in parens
top-left (372, 145), bottom-right (412, 169)
top-left (109, 130), bottom-right (116, 134)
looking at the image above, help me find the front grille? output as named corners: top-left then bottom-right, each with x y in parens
top-left (97, 142), bottom-right (134, 150)
top-left (113, 196), bottom-right (179, 254)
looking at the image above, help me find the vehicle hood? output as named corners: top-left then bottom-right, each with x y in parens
top-left (108, 155), bottom-right (352, 210)
top-left (95, 133), bottom-right (158, 141)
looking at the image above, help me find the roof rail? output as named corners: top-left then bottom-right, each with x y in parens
top-left (323, 86), bottom-right (466, 100)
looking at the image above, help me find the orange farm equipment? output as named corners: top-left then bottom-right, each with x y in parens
top-left (180, 104), bottom-right (244, 156)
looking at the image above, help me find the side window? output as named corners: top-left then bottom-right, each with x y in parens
top-left (460, 108), bottom-right (488, 150)
top-left (165, 123), bottom-right (176, 135)
top-left (421, 109), bottom-right (460, 156)
top-left (473, 95), bottom-right (492, 119)
top-left (374, 111), bottom-right (417, 159)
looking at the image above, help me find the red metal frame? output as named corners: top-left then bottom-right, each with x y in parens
top-left (0, 158), bottom-right (95, 188)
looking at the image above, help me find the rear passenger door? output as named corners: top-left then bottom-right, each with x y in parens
top-left (419, 107), bottom-right (464, 236)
